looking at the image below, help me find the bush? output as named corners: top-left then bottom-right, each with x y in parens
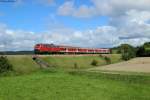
top-left (122, 51), bottom-right (135, 61)
top-left (99, 54), bottom-right (103, 58)
top-left (74, 63), bottom-right (78, 69)
top-left (0, 56), bottom-right (13, 73)
top-left (91, 59), bottom-right (99, 66)
top-left (104, 56), bottom-right (111, 64)
top-left (122, 53), bottom-right (130, 61)
top-left (136, 46), bottom-right (145, 57)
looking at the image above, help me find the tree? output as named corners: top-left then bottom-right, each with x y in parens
top-left (136, 42), bottom-right (150, 57)
top-left (0, 56), bottom-right (13, 73)
top-left (136, 46), bottom-right (145, 57)
top-left (119, 44), bottom-right (136, 61)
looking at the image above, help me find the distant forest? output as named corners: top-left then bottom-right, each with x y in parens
top-left (0, 51), bottom-right (34, 55)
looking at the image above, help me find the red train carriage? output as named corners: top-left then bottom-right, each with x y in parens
top-left (34, 44), bottom-right (110, 54)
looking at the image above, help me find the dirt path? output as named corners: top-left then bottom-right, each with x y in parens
top-left (89, 57), bottom-right (150, 73)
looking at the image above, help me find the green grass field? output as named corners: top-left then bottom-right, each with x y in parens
top-left (1, 54), bottom-right (149, 100)
top-left (7, 55), bottom-right (40, 74)
top-left (0, 71), bottom-right (149, 100)
top-left (6, 54), bottom-right (121, 73)
top-left (41, 54), bottom-right (121, 69)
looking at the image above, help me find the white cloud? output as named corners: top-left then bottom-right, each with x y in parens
top-left (57, 1), bottom-right (97, 18)
top-left (73, 5), bottom-right (96, 18)
top-left (1, 21), bottom-right (150, 51)
top-left (0, 23), bottom-right (119, 51)
top-left (57, 1), bottom-right (74, 16)
top-left (117, 10), bottom-right (150, 39)
top-left (92, 0), bottom-right (150, 16)
top-left (58, 0), bottom-right (150, 18)
top-left (57, 1), bottom-right (150, 46)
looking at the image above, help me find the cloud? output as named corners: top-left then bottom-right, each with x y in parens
top-left (2, 13), bottom-right (150, 51)
top-left (0, 23), bottom-right (119, 51)
top-left (92, 0), bottom-right (150, 16)
top-left (112, 10), bottom-right (150, 46)
top-left (58, 0), bottom-right (150, 18)
top-left (57, 1), bottom-right (74, 16)
top-left (44, 26), bottom-right (119, 48)
top-left (1, 20), bottom-right (150, 51)
top-left (117, 10), bottom-right (150, 39)
top-left (57, 1), bottom-right (97, 18)
top-left (0, 23), bottom-right (73, 51)
top-left (57, 0), bottom-right (150, 47)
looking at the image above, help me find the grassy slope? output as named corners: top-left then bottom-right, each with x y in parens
top-left (41, 54), bottom-right (121, 69)
top-left (6, 54), bottom-right (121, 74)
top-left (0, 71), bottom-right (149, 100)
top-left (7, 55), bottom-right (39, 74)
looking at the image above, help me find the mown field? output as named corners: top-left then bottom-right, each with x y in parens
top-left (0, 54), bottom-right (149, 100)
top-left (0, 71), bottom-right (150, 100)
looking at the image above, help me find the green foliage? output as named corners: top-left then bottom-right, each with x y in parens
top-left (99, 55), bottom-right (111, 64)
top-left (113, 42), bottom-right (150, 57)
top-left (104, 56), bottom-right (111, 64)
top-left (74, 62), bottom-right (78, 69)
top-left (0, 56), bottom-right (13, 73)
top-left (136, 42), bottom-right (150, 57)
top-left (143, 42), bottom-right (150, 55)
top-left (136, 46), bottom-right (145, 57)
top-left (119, 44), bottom-right (136, 61)
top-left (144, 42), bottom-right (150, 47)
top-left (122, 53), bottom-right (130, 61)
top-left (91, 59), bottom-right (99, 66)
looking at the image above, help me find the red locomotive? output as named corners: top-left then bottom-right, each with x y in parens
top-left (34, 44), bottom-right (110, 54)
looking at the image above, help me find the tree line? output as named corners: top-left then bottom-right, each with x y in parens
top-left (111, 42), bottom-right (150, 61)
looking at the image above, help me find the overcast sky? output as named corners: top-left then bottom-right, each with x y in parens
top-left (0, 0), bottom-right (150, 51)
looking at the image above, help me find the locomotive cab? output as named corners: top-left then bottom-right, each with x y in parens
top-left (34, 44), bottom-right (42, 54)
